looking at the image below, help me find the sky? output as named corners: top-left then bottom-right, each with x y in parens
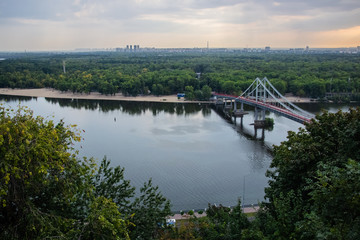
top-left (0, 0), bottom-right (359, 51)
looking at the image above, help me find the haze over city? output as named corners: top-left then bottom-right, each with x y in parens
top-left (0, 0), bottom-right (359, 51)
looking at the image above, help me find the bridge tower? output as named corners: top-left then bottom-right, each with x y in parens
top-left (249, 77), bottom-right (267, 127)
top-left (239, 77), bottom-right (314, 124)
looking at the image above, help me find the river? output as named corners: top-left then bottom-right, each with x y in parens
top-left (0, 95), bottom-right (358, 211)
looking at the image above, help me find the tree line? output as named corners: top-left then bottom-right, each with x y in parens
top-left (0, 52), bottom-right (359, 100)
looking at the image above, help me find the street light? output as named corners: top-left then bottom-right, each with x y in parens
top-left (242, 175), bottom-right (245, 212)
top-left (242, 174), bottom-right (250, 212)
top-left (242, 173), bottom-right (252, 212)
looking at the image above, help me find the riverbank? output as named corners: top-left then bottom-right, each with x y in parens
top-left (0, 88), bottom-right (313, 103)
top-left (0, 88), bottom-right (206, 103)
top-left (170, 206), bottom-right (260, 220)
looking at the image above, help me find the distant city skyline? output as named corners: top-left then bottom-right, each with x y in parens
top-left (0, 0), bottom-right (359, 51)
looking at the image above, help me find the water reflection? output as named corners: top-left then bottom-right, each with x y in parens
top-left (247, 141), bottom-right (271, 171)
top-left (296, 102), bottom-right (360, 113)
top-left (44, 97), bottom-right (211, 117)
top-left (151, 125), bottom-right (201, 136)
top-left (0, 95), bottom-right (37, 102)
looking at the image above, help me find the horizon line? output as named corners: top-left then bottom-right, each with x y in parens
top-left (1, 46), bottom-right (360, 53)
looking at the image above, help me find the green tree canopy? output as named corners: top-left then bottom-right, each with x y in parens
top-left (262, 107), bottom-right (360, 239)
top-left (2, 52), bottom-right (358, 99)
top-left (0, 106), bottom-right (171, 239)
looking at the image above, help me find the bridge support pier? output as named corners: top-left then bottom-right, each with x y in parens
top-left (232, 100), bottom-right (248, 126)
top-left (252, 107), bottom-right (265, 140)
top-left (253, 107), bottom-right (265, 127)
top-left (254, 127), bottom-right (265, 140)
top-left (224, 99), bottom-right (232, 111)
top-left (215, 98), bottom-right (223, 106)
top-left (233, 111), bottom-right (249, 126)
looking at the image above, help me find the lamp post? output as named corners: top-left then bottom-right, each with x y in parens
top-left (242, 175), bottom-right (246, 212)
top-left (242, 174), bottom-right (251, 212)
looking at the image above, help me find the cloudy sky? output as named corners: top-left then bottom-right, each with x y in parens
top-left (0, 0), bottom-right (359, 51)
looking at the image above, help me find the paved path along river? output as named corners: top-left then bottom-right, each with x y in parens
top-left (170, 206), bottom-right (260, 220)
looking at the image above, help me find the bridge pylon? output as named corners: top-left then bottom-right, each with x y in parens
top-left (232, 99), bottom-right (248, 126)
top-left (253, 107), bottom-right (265, 128)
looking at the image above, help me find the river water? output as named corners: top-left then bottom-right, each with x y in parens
top-left (0, 95), bottom-right (358, 211)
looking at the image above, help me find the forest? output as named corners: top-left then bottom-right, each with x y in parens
top-left (0, 51), bottom-right (360, 101)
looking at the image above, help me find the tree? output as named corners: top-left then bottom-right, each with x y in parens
top-left (82, 196), bottom-right (131, 240)
top-left (271, 79), bottom-right (287, 95)
top-left (92, 156), bottom-right (135, 214)
top-left (185, 85), bottom-right (195, 100)
top-left (263, 107), bottom-right (360, 239)
top-left (221, 81), bottom-right (235, 94)
top-left (201, 85), bottom-right (212, 100)
top-left (193, 200), bottom-right (250, 240)
top-left (92, 158), bottom-right (172, 240)
top-left (194, 89), bottom-right (203, 100)
top-left (0, 106), bottom-right (90, 238)
top-left (129, 179), bottom-right (171, 240)
top-left (0, 106), bottom-right (172, 239)
top-left (152, 83), bottom-right (164, 96)
top-left (304, 160), bottom-right (360, 239)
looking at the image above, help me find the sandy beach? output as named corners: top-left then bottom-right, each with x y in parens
top-left (0, 88), bottom-right (198, 103)
top-left (0, 88), bottom-right (312, 103)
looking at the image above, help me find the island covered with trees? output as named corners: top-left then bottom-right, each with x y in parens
top-left (0, 51), bottom-right (359, 101)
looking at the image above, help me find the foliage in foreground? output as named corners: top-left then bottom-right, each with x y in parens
top-left (0, 106), bottom-right (170, 239)
top-left (261, 107), bottom-right (360, 239)
top-left (160, 200), bottom-right (252, 240)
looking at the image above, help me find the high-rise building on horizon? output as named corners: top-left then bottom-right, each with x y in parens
top-left (125, 44), bottom-right (140, 52)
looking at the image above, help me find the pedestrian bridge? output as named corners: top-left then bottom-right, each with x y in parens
top-left (213, 77), bottom-right (315, 124)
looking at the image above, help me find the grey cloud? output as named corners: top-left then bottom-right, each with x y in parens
top-left (2, 0), bottom-right (359, 25)
top-left (217, 0), bottom-right (360, 31)
top-left (262, 0), bottom-right (360, 14)
top-left (287, 10), bottom-right (360, 31)
top-left (115, 18), bottom-right (182, 33)
top-left (0, 0), bottom-right (79, 20)
top-left (175, 0), bottom-right (240, 9)
top-left (1, 0), bottom-right (359, 39)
